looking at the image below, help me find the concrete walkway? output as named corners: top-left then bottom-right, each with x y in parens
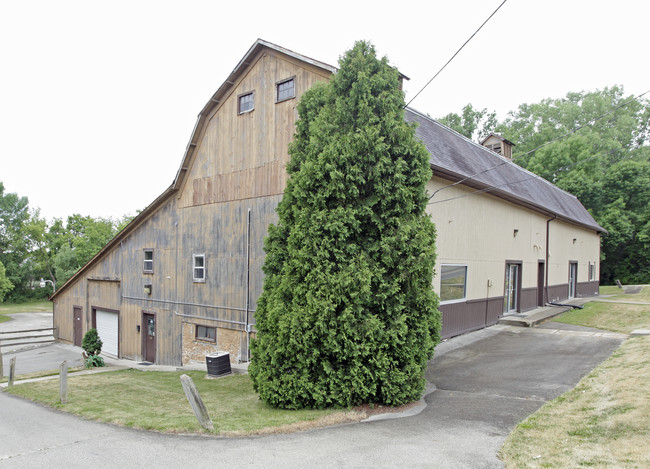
top-left (1, 322), bottom-right (626, 468)
top-left (497, 297), bottom-right (594, 328)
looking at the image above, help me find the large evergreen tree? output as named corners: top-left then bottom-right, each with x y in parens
top-left (249, 41), bottom-right (440, 409)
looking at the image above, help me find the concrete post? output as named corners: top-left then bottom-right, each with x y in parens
top-left (180, 374), bottom-right (214, 431)
top-left (8, 357), bottom-right (16, 387)
top-left (60, 361), bottom-right (68, 404)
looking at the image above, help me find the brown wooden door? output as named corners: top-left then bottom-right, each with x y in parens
top-left (142, 313), bottom-right (156, 363)
top-left (73, 307), bottom-right (83, 347)
top-left (537, 261), bottom-right (545, 307)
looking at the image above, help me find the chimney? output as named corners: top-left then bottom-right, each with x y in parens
top-left (480, 134), bottom-right (515, 160)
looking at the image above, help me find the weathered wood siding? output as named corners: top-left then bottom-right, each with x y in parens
top-left (53, 47), bottom-right (331, 366)
top-left (178, 49), bottom-right (330, 208)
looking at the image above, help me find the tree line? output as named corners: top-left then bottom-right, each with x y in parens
top-left (0, 182), bottom-right (132, 302)
top-left (439, 86), bottom-right (650, 285)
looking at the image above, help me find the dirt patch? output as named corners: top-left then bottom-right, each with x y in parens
top-left (353, 399), bottom-right (422, 417)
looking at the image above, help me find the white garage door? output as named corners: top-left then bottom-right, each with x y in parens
top-left (95, 309), bottom-right (119, 357)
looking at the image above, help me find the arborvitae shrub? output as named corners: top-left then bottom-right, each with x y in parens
top-left (249, 41), bottom-right (440, 409)
top-left (82, 328), bottom-right (103, 357)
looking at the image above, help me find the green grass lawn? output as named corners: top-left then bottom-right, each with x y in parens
top-left (501, 293), bottom-right (650, 468)
top-left (4, 369), bottom-right (363, 435)
top-left (554, 286), bottom-right (650, 333)
top-left (598, 284), bottom-right (650, 302)
top-left (0, 301), bottom-right (52, 323)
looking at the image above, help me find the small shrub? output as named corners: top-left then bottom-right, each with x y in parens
top-left (82, 328), bottom-right (103, 356)
top-left (84, 354), bottom-right (105, 369)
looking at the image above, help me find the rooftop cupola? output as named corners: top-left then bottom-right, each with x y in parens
top-left (480, 133), bottom-right (515, 160)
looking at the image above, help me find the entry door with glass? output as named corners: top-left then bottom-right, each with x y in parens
top-left (568, 262), bottom-right (578, 298)
top-left (504, 263), bottom-right (520, 313)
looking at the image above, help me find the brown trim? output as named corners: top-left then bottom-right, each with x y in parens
top-left (537, 260), bottom-right (545, 307)
top-left (142, 311), bottom-right (156, 363)
top-left (440, 296), bottom-right (503, 339)
top-left (520, 287), bottom-right (538, 312)
top-left (547, 283), bottom-right (568, 303)
top-left (73, 305), bottom-right (83, 347)
top-left (568, 260), bottom-right (578, 299)
top-left (577, 280), bottom-right (599, 297)
top-left (504, 260), bottom-right (523, 313)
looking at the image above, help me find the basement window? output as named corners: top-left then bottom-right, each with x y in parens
top-left (440, 265), bottom-right (467, 303)
top-left (143, 249), bottom-right (153, 273)
top-left (238, 91), bottom-right (254, 114)
top-left (196, 325), bottom-right (216, 343)
top-left (276, 77), bottom-right (295, 103)
top-left (193, 254), bottom-right (205, 282)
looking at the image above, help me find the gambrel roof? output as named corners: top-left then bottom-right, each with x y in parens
top-left (51, 40), bottom-right (604, 300)
top-left (406, 108), bottom-right (605, 233)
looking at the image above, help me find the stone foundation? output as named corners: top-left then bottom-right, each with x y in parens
top-left (181, 321), bottom-right (245, 365)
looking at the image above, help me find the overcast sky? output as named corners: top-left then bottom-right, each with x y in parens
top-left (1, 0), bottom-right (648, 222)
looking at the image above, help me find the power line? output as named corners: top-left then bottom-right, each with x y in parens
top-left (405, 0), bottom-right (508, 109)
top-left (428, 89), bottom-right (649, 200)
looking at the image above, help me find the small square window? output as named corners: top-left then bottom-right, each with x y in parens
top-left (143, 249), bottom-right (153, 273)
top-left (440, 265), bottom-right (467, 302)
top-left (193, 254), bottom-right (205, 282)
top-left (196, 325), bottom-right (216, 342)
top-left (276, 78), bottom-right (295, 103)
top-left (238, 92), bottom-right (254, 114)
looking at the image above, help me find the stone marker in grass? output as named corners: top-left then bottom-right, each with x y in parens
top-left (60, 361), bottom-right (68, 404)
top-left (180, 374), bottom-right (214, 431)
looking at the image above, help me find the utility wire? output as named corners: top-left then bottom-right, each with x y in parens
top-left (405, 0), bottom-right (508, 109)
top-left (428, 89), bottom-right (649, 200)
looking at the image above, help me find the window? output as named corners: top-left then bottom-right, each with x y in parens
top-left (276, 78), bottom-right (295, 102)
top-left (143, 249), bottom-right (153, 273)
top-left (196, 325), bottom-right (216, 342)
top-left (588, 262), bottom-right (596, 281)
top-left (193, 254), bottom-right (205, 282)
top-left (440, 265), bottom-right (467, 302)
top-left (238, 91), bottom-right (254, 114)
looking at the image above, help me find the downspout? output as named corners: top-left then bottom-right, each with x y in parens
top-left (245, 208), bottom-right (251, 362)
top-left (545, 215), bottom-right (557, 305)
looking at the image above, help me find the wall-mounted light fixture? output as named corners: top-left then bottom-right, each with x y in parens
top-left (513, 229), bottom-right (519, 237)
top-left (573, 238), bottom-right (577, 244)
top-left (144, 284), bottom-right (152, 295)
top-left (39, 278), bottom-right (56, 292)
top-left (136, 325), bottom-right (141, 333)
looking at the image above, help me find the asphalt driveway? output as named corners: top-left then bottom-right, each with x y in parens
top-left (0, 322), bottom-right (625, 468)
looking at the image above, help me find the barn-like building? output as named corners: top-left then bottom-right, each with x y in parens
top-left (50, 40), bottom-right (604, 365)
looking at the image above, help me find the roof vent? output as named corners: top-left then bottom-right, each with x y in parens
top-left (480, 133), bottom-right (515, 160)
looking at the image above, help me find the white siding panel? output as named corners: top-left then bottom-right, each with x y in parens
top-left (96, 309), bottom-right (119, 356)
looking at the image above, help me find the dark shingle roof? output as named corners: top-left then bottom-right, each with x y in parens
top-left (405, 108), bottom-right (605, 233)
